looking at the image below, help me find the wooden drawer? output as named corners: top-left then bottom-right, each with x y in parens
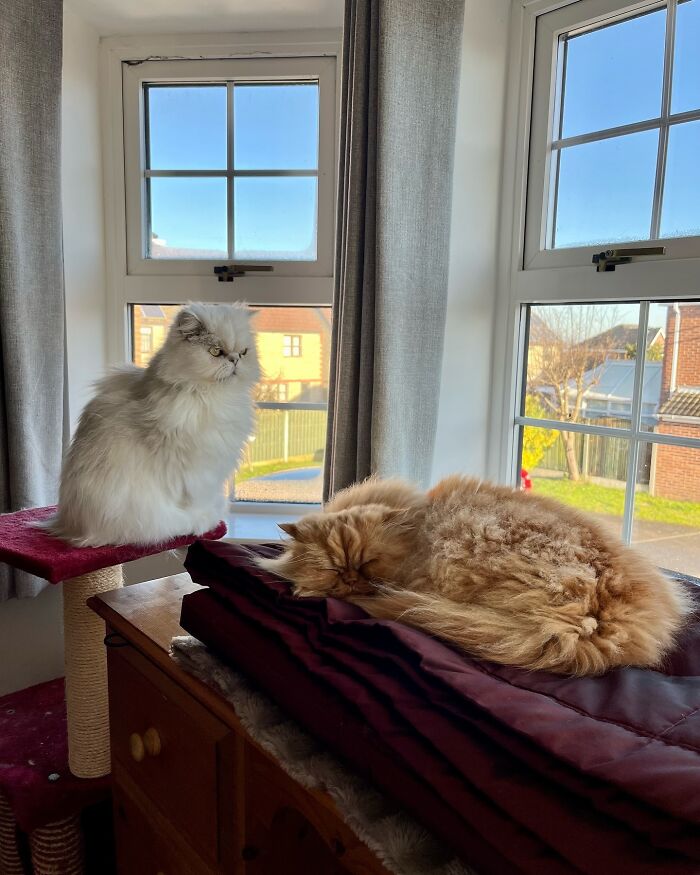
top-left (107, 646), bottom-right (237, 868)
top-left (113, 776), bottom-right (216, 875)
top-left (244, 743), bottom-right (389, 875)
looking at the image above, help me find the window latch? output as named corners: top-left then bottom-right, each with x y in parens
top-left (213, 264), bottom-right (274, 282)
top-left (592, 247), bottom-right (666, 273)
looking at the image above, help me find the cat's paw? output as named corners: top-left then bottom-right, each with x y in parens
top-left (190, 511), bottom-right (222, 536)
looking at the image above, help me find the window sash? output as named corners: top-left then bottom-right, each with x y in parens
top-left (516, 300), bottom-right (700, 543)
top-left (122, 56), bottom-right (337, 278)
top-left (524, 0), bottom-right (700, 270)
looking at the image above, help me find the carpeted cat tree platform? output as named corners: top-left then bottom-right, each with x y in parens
top-left (0, 507), bottom-right (226, 873)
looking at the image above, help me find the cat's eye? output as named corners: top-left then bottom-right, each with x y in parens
top-left (240, 348), bottom-right (248, 356)
top-left (208, 346), bottom-right (222, 357)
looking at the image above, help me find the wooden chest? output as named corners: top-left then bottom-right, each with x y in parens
top-left (90, 575), bottom-right (390, 875)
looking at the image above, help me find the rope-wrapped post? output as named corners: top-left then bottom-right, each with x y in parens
top-left (0, 792), bottom-right (24, 875)
top-left (29, 813), bottom-right (83, 875)
top-left (63, 566), bottom-right (124, 779)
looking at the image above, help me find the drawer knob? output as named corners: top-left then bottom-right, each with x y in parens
top-left (143, 727), bottom-right (161, 757)
top-left (129, 729), bottom-right (161, 762)
top-left (129, 732), bottom-right (145, 762)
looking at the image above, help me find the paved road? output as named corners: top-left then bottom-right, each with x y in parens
top-left (258, 467), bottom-right (321, 482)
top-left (630, 517), bottom-right (700, 578)
top-left (591, 513), bottom-right (700, 578)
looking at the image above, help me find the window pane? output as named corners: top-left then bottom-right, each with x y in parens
top-left (559, 8), bottom-right (666, 140)
top-left (149, 177), bottom-right (227, 258)
top-left (633, 443), bottom-right (700, 578)
top-left (129, 305), bottom-right (331, 504)
top-left (524, 303), bottom-right (640, 429)
top-left (234, 84), bottom-right (319, 170)
top-left (146, 85), bottom-right (227, 170)
top-left (659, 121), bottom-right (700, 239)
top-left (553, 130), bottom-right (658, 247)
top-left (520, 427), bottom-right (627, 538)
top-left (234, 177), bottom-right (317, 261)
top-left (671, 0), bottom-right (700, 115)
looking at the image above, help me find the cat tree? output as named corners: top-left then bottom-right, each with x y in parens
top-left (0, 506), bottom-right (225, 873)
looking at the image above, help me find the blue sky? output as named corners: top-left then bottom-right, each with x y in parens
top-left (147, 83), bottom-right (318, 258)
top-left (553, 1), bottom-right (700, 247)
top-left (144, 3), bottom-right (700, 257)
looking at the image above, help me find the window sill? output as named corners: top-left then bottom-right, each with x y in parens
top-left (223, 502), bottom-right (318, 543)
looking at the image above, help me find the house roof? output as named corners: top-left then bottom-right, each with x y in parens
top-left (658, 390), bottom-right (700, 419)
top-left (583, 324), bottom-right (663, 352)
top-left (577, 360), bottom-right (662, 405)
top-left (252, 307), bottom-right (331, 334)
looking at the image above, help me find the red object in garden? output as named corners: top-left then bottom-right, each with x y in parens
top-left (521, 468), bottom-right (532, 490)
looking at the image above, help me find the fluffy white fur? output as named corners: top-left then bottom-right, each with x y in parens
top-left (44, 302), bottom-right (259, 546)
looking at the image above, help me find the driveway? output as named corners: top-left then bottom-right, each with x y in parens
top-left (631, 517), bottom-right (700, 579)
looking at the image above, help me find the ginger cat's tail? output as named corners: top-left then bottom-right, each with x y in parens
top-left (353, 586), bottom-right (682, 677)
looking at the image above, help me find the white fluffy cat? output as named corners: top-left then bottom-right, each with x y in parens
top-left (45, 302), bottom-right (259, 547)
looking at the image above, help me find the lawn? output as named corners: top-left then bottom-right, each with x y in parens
top-left (235, 455), bottom-right (318, 482)
top-left (532, 478), bottom-right (700, 529)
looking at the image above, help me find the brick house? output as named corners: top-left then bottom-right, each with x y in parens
top-left (651, 304), bottom-right (700, 501)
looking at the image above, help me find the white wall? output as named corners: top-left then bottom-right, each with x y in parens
top-left (62, 5), bottom-right (109, 429)
top-left (431, 0), bottom-right (511, 483)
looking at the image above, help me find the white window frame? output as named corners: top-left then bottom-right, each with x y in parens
top-left (525, 0), bottom-right (700, 271)
top-left (283, 334), bottom-right (302, 356)
top-left (101, 31), bottom-right (340, 367)
top-left (122, 56), bottom-right (335, 278)
top-left (489, 0), bottom-right (700, 527)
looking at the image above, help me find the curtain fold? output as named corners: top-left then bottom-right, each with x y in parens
top-left (0, 0), bottom-right (66, 599)
top-left (324, 0), bottom-right (465, 499)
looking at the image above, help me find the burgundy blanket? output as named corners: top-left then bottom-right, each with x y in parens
top-left (181, 540), bottom-right (700, 875)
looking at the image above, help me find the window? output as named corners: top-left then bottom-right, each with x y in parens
top-left (519, 301), bottom-right (700, 578)
top-left (103, 35), bottom-right (339, 507)
top-left (122, 56), bottom-right (336, 283)
top-left (283, 335), bottom-right (302, 357)
top-left (496, 0), bottom-right (700, 580)
top-left (130, 305), bottom-right (331, 504)
top-left (525, 0), bottom-right (700, 268)
top-left (139, 326), bottom-right (153, 354)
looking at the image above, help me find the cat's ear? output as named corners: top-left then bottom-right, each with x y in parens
top-left (278, 522), bottom-right (301, 540)
top-left (175, 307), bottom-right (204, 340)
top-left (383, 508), bottom-right (413, 529)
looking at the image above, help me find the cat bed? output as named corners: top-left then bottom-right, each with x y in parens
top-left (181, 539), bottom-right (700, 875)
top-left (0, 505), bottom-right (227, 583)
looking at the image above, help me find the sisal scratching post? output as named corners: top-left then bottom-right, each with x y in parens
top-left (0, 792), bottom-right (24, 875)
top-left (62, 566), bottom-right (124, 779)
top-left (29, 814), bottom-right (82, 875)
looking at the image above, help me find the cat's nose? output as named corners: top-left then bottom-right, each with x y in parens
top-left (228, 354), bottom-right (239, 364)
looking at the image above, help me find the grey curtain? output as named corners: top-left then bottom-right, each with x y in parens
top-left (0, 0), bottom-right (65, 599)
top-left (324, 0), bottom-right (465, 499)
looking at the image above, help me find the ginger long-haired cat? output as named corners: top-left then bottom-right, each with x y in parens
top-left (258, 476), bottom-right (693, 676)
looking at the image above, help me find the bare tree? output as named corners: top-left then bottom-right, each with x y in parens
top-left (528, 306), bottom-right (620, 480)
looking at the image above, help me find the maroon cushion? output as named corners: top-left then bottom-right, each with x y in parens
top-left (0, 506), bottom-right (227, 583)
top-left (0, 679), bottom-right (110, 832)
top-left (181, 540), bottom-right (700, 875)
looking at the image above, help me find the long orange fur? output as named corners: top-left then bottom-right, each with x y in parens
top-left (257, 475), bottom-right (694, 676)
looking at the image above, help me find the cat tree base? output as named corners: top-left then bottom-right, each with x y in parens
top-left (0, 506), bottom-right (227, 780)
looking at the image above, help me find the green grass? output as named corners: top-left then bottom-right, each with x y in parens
top-left (235, 455), bottom-right (318, 483)
top-left (532, 478), bottom-right (700, 528)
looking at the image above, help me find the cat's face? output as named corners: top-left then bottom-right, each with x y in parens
top-left (259, 505), bottom-right (415, 598)
top-left (156, 303), bottom-right (260, 386)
